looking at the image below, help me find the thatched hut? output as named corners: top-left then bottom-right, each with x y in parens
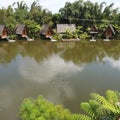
top-left (90, 25), bottom-right (98, 41)
top-left (15, 24), bottom-right (28, 37)
top-left (57, 24), bottom-right (76, 33)
top-left (104, 25), bottom-right (115, 39)
top-left (90, 25), bottom-right (98, 34)
top-left (15, 24), bottom-right (34, 41)
top-left (40, 25), bottom-right (53, 39)
top-left (56, 24), bottom-right (80, 41)
top-left (0, 25), bottom-right (8, 39)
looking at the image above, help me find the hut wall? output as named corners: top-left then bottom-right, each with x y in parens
top-left (105, 28), bottom-right (113, 38)
top-left (1, 28), bottom-right (8, 38)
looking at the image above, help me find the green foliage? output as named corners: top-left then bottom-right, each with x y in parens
top-left (76, 26), bottom-right (83, 34)
top-left (80, 90), bottom-right (120, 120)
top-left (60, 29), bottom-right (78, 39)
top-left (81, 102), bottom-right (95, 118)
top-left (25, 20), bottom-right (41, 38)
top-left (79, 32), bottom-right (90, 40)
top-left (0, 0), bottom-right (120, 39)
top-left (20, 90), bottom-right (120, 120)
top-left (0, 1), bottom-right (54, 39)
top-left (52, 33), bottom-right (62, 41)
top-left (9, 35), bottom-right (17, 39)
top-left (20, 95), bottom-right (74, 120)
top-left (74, 114), bottom-right (92, 120)
top-left (76, 26), bottom-right (90, 40)
top-left (59, 0), bottom-right (118, 26)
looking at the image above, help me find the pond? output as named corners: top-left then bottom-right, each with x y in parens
top-left (0, 40), bottom-right (120, 120)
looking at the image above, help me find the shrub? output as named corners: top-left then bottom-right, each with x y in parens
top-left (19, 90), bottom-right (120, 120)
top-left (20, 95), bottom-right (74, 120)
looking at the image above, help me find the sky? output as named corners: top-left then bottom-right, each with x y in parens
top-left (0, 0), bottom-right (120, 13)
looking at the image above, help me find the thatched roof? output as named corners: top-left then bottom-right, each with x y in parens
top-left (57, 24), bottom-right (76, 33)
top-left (0, 25), bottom-right (5, 35)
top-left (90, 25), bottom-right (98, 34)
top-left (40, 25), bottom-right (52, 35)
top-left (15, 24), bottom-right (26, 35)
top-left (105, 25), bottom-right (116, 35)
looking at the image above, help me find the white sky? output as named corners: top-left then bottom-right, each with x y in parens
top-left (0, 0), bottom-right (120, 13)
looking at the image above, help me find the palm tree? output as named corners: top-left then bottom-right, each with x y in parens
top-left (12, 1), bottom-right (28, 23)
top-left (29, 0), bottom-right (42, 23)
top-left (12, 1), bottom-right (28, 10)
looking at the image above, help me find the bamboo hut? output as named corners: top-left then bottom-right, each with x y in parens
top-left (90, 25), bottom-right (98, 41)
top-left (40, 25), bottom-right (53, 39)
top-left (0, 25), bottom-right (8, 39)
top-left (57, 24), bottom-right (79, 41)
top-left (14, 24), bottom-right (34, 41)
top-left (57, 24), bottom-right (76, 33)
top-left (104, 25), bottom-right (115, 41)
top-left (15, 24), bottom-right (28, 37)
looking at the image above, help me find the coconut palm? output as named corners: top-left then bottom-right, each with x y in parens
top-left (12, 1), bottom-right (28, 10)
top-left (29, 0), bottom-right (42, 21)
top-left (12, 1), bottom-right (29, 23)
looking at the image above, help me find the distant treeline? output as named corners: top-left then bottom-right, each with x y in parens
top-left (1, 0), bottom-right (120, 38)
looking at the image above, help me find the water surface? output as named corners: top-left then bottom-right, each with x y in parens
top-left (0, 40), bottom-right (120, 120)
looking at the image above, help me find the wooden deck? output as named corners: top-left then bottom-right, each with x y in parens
top-left (61, 38), bottom-right (80, 42)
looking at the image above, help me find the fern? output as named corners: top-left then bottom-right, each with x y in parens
top-left (90, 93), bottom-right (110, 105)
top-left (80, 102), bottom-right (95, 118)
top-left (89, 99), bottom-right (101, 111)
top-left (73, 114), bottom-right (93, 120)
top-left (80, 90), bottom-right (120, 120)
top-left (90, 92), bottom-right (120, 114)
top-left (106, 90), bottom-right (119, 105)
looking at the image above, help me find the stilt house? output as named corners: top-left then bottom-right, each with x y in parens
top-left (90, 25), bottom-right (98, 34)
top-left (0, 25), bottom-right (8, 39)
top-left (90, 25), bottom-right (98, 41)
top-left (56, 24), bottom-right (80, 41)
top-left (40, 25), bottom-right (53, 39)
top-left (104, 25), bottom-right (116, 39)
top-left (15, 24), bottom-right (28, 37)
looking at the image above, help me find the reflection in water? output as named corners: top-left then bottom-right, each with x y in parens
top-left (18, 54), bottom-right (85, 105)
top-left (0, 40), bottom-right (120, 65)
top-left (0, 46), bottom-right (8, 64)
top-left (0, 40), bottom-right (120, 120)
top-left (0, 88), bottom-right (12, 109)
top-left (103, 57), bottom-right (120, 70)
top-left (19, 54), bottom-right (84, 83)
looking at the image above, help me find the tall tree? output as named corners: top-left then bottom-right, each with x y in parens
top-left (12, 1), bottom-right (29, 23)
top-left (12, 1), bottom-right (28, 10)
top-left (58, 0), bottom-right (119, 30)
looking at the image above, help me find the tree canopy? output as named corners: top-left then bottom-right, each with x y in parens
top-left (0, 0), bottom-right (120, 38)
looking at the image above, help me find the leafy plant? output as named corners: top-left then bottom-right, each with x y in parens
top-left (25, 20), bottom-right (41, 38)
top-left (79, 32), bottom-right (90, 40)
top-left (80, 90), bottom-right (120, 120)
top-left (20, 95), bottom-right (75, 120)
top-left (52, 32), bottom-right (62, 41)
top-left (19, 90), bottom-right (120, 120)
